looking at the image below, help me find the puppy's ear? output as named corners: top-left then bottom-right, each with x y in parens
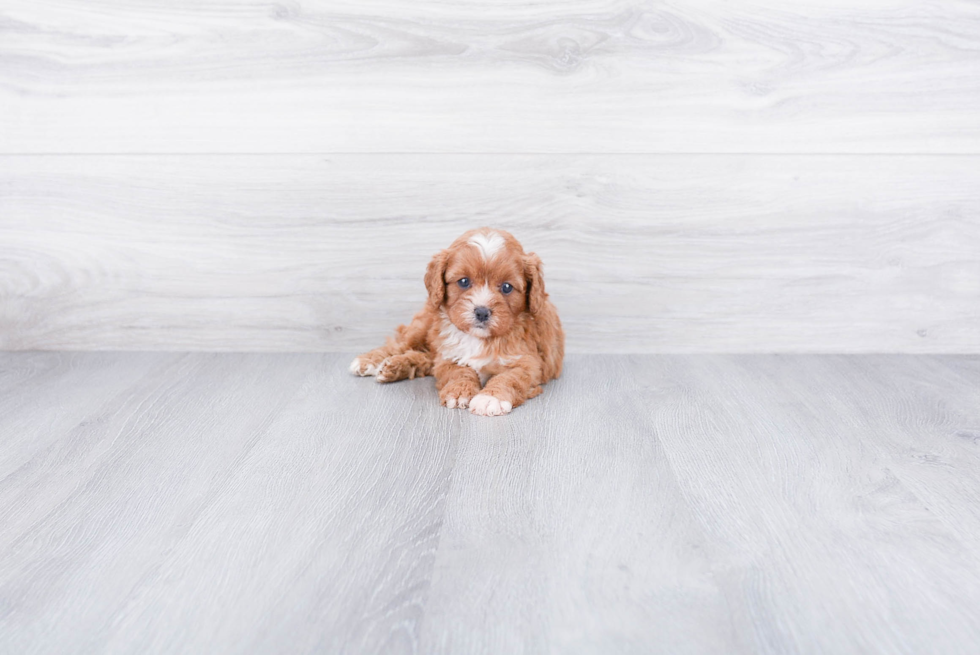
top-left (523, 252), bottom-right (548, 315)
top-left (424, 249), bottom-right (450, 310)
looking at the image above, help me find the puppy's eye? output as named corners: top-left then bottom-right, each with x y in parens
top-left (500, 282), bottom-right (514, 295)
top-left (457, 278), bottom-right (471, 289)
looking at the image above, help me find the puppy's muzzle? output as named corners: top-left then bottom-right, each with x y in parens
top-left (473, 306), bottom-right (491, 325)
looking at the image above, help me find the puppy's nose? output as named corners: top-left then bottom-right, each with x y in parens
top-left (474, 306), bottom-right (491, 324)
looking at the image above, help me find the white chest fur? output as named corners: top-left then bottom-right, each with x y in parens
top-left (438, 314), bottom-right (499, 384)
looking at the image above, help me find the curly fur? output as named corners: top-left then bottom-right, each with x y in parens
top-left (350, 228), bottom-right (564, 416)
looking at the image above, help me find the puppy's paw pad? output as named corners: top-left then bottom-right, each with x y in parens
top-left (469, 394), bottom-right (512, 417)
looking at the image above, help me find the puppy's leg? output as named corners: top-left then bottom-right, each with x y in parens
top-left (350, 312), bottom-right (430, 377)
top-left (349, 341), bottom-right (403, 377)
top-left (376, 350), bottom-right (433, 383)
top-left (469, 360), bottom-right (541, 417)
top-left (434, 358), bottom-right (482, 409)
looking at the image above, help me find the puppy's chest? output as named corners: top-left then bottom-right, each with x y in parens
top-left (438, 323), bottom-right (515, 384)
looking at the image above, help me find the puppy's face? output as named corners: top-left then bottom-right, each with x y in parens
top-left (426, 229), bottom-right (539, 339)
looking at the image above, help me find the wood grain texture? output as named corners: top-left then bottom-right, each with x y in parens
top-left (0, 352), bottom-right (175, 479)
top-left (2, 1), bottom-right (979, 153)
top-left (419, 355), bottom-right (740, 653)
top-left (2, 154), bottom-right (978, 353)
top-left (634, 355), bottom-right (980, 654)
top-left (419, 354), bottom-right (980, 653)
top-left (836, 355), bottom-right (980, 553)
top-left (2, 353), bottom-right (980, 653)
top-left (0, 352), bottom-right (460, 654)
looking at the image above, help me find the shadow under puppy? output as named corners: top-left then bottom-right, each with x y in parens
top-left (350, 228), bottom-right (564, 416)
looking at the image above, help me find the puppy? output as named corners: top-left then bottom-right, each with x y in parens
top-left (350, 228), bottom-right (564, 416)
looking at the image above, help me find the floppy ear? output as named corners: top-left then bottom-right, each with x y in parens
top-left (424, 249), bottom-right (450, 310)
top-left (523, 252), bottom-right (547, 315)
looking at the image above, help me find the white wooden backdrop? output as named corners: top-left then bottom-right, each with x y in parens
top-left (1, 1), bottom-right (979, 352)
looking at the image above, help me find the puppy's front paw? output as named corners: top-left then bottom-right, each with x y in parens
top-left (375, 358), bottom-right (397, 383)
top-left (445, 394), bottom-right (471, 409)
top-left (376, 354), bottom-right (419, 383)
top-left (440, 379), bottom-right (480, 410)
top-left (349, 355), bottom-right (384, 377)
top-left (468, 393), bottom-right (513, 417)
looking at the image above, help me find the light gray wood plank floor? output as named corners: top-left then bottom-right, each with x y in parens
top-left (1, 352), bottom-right (979, 654)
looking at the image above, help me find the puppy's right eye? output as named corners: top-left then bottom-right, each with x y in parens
top-left (457, 278), bottom-right (471, 289)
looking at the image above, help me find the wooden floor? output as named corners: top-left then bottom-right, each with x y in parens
top-left (2, 352), bottom-right (979, 654)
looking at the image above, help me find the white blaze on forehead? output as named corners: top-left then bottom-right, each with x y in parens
top-left (468, 231), bottom-right (505, 261)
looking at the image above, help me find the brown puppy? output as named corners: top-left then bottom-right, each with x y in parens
top-left (350, 228), bottom-right (564, 416)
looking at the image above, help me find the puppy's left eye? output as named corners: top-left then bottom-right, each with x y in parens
top-left (500, 282), bottom-right (514, 295)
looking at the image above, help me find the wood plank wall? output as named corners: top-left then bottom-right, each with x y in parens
top-left (1, 1), bottom-right (978, 352)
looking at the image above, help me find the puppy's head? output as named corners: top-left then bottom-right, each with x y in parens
top-left (425, 228), bottom-right (547, 339)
